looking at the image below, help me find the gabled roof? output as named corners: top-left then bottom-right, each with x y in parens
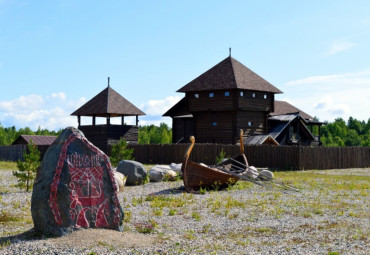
top-left (245, 134), bottom-right (279, 146)
top-left (271, 100), bottom-right (313, 120)
top-left (268, 114), bottom-right (314, 140)
top-left (12, 135), bottom-right (57, 146)
top-left (71, 86), bottom-right (145, 117)
top-left (177, 56), bottom-right (282, 94)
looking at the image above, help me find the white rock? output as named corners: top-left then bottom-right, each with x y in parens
top-left (149, 165), bottom-right (170, 182)
top-left (259, 169), bottom-right (274, 180)
top-left (164, 169), bottom-right (178, 181)
top-left (246, 166), bottom-right (259, 179)
top-left (149, 169), bottom-right (165, 182)
top-left (113, 171), bottom-right (126, 191)
top-left (169, 163), bottom-right (182, 173)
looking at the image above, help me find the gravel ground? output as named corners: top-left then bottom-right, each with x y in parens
top-left (0, 168), bottom-right (369, 254)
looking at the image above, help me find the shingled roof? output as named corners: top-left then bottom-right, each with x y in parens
top-left (71, 86), bottom-right (145, 117)
top-left (177, 56), bottom-right (282, 93)
top-left (270, 100), bottom-right (313, 120)
top-left (162, 97), bottom-right (191, 117)
top-left (12, 135), bottom-right (57, 146)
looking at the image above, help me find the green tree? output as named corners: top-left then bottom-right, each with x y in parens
top-left (110, 138), bottom-right (134, 167)
top-left (345, 130), bottom-right (361, 146)
top-left (13, 140), bottom-right (41, 192)
top-left (138, 123), bottom-right (172, 144)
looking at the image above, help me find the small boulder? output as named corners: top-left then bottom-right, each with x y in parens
top-left (169, 163), bottom-right (182, 173)
top-left (246, 166), bottom-right (259, 179)
top-left (114, 172), bottom-right (126, 191)
top-left (149, 165), bottom-right (172, 182)
top-left (259, 169), bottom-right (274, 181)
top-left (164, 169), bottom-right (177, 181)
top-left (149, 169), bottom-right (165, 182)
top-left (116, 160), bottom-right (147, 186)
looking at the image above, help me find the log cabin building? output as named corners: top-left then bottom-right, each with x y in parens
top-left (71, 79), bottom-right (145, 153)
top-left (164, 55), bottom-right (323, 146)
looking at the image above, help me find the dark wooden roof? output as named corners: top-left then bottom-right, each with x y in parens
top-left (71, 86), bottom-right (145, 117)
top-left (177, 56), bottom-right (282, 94)
top-left (162, 97), bottom-right (191, 117)
top-left (267, 114), bottom-right (315, 141)
top-left (12, 135), bottom-right (57, 146)
top-left (270, 101), bottom-right (313, 120)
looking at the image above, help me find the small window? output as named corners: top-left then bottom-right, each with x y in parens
top-left (209, 92), bottom-right (214, 98)
top-left (264, 94), bottom-right (267, 99)
top-left (240, 91), bottom-right (244, 96)
top-left (194, 94), bottom-right (199, 98)
top-left (252, 93), bottom-right (256, 98)
top-left (225, 91), bottom-right (230, 97)
top-left (212, 121), bottom-right (217, 127)
top-left (248, 121), bottom-right (252, 127)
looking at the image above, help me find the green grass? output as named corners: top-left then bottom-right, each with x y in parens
top-left (0, 209), bottom-right (24, 223)
top-left (0, 161), bottom-right (17, 170)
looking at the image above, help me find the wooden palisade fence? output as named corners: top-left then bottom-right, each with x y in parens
top-left (128, 144), bottom-right (370, 170)
top-left (0, 144), bottom-right (369, 170)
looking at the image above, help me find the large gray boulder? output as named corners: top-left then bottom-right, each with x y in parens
top-left (116, 160), bottom-right (147, 185)
top-left (31, 127), bottom-right (124, 237)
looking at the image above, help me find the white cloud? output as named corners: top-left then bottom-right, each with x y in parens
top-left (282, 71), bottom-right (370, 122)
top-left (51, 92), bottom-right (66, 100)
top-left (286, 70), bottom-right (370, 86)
top-left (0, 93), bottom-right (86, 130)
top-left (140, 95), bottom-right (181, 116)
top-left (0, 93), bottom-right (180, 130)
top-left (324, 41), bottom-right (355, 56)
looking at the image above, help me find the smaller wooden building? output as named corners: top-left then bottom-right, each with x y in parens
top-left (12, 135), bottom-right (57, 146)
top-left (71, 81), bottom-right (145, 153)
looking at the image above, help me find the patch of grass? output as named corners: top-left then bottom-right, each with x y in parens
top-left (327, 252), bottom-right (340, 255)
top-left (97, 241), bottom-right (115, 251)
top-left (153, 208), bottom-right (163, 216)
top-left (200, 223), bottom-right (211, 233)
top-left (0, 239), bottom-right (11, 248)
top-left (131, 196), bottom-right (144, 206)
top-left (146, 194), bottom-right (185, 208)
top-left (123, 210), bottom-right (131, 223)
top-left (134, 222), bottom-right (155, 234)
top-left (0, 161), bottom-right (17, 170)
top-left (191, 211), bottom-right (201, 221)
top-left (168, 208), bottom-right (177, 216)
top-left (0, 210), bottom-right (23, 223)
top-left (184, 230), bottom-right (196, 240)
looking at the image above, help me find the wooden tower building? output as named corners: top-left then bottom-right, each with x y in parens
top-left (164, 55), bottom-right (323, 145)
top-left (164, 55), bottom-right (282, 144)
top-left (71, 79), bottom-right (145, 153)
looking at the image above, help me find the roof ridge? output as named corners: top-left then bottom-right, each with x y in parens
top-left (106, 86), bottom-right (110, 115)
top-left (229, 56), bottom-right (238, 89)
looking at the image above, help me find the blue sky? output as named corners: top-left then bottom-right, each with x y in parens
top-left (0, 0), bottom-right (369, 130)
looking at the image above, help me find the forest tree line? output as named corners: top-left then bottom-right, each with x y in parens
top-left (0, 123), bottom-right (172, 146)
top-left (0, 117), bottom-right (368, 146)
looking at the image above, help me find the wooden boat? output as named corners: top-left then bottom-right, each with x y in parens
top-left (181, 130), bottom-right (249, 192)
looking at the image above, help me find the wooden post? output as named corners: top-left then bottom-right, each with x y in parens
top-left (77, 116), bottom-right (81, 127)
top-left (107, 116), bottom-right (110, 125)
top-left (136, 115), bottom-right (138, 126)
top-left (92, 115), bottom-right (96, 126)
top-left (121, 116), bottom-right (125, 125)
